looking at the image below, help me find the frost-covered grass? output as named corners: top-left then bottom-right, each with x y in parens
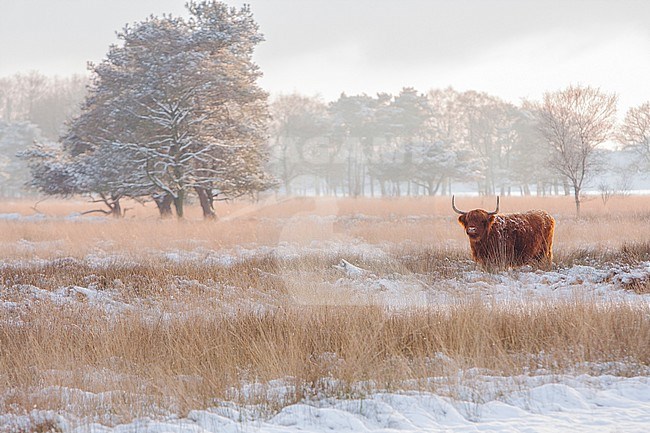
top-left (2, 196), bottom-right (650, 431)
top-left (3, 293), bottom-right (650, 426)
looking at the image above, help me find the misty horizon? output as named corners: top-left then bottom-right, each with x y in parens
top-left (1, 0), bottom-right (648, 113)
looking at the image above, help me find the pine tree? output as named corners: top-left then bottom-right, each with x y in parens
top-left (57, 1), bottom-right (274, 218)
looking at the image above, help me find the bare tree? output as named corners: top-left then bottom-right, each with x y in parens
top-left (618, 101), bottom-right (650, 168)
top-left (0, 73), bottom-right (88, 140)
top-left (534, 85), bottom-right (617, 217)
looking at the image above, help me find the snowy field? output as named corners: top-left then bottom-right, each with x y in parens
top-left (3, 373), bottom-right (650, 432)
top-left (2, 198), bottom-right (650, 432)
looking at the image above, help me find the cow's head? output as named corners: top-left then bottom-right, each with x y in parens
top-left (452, 196), bottom-right (500, 240)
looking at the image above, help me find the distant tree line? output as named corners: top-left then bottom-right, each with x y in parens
top-left (270, 88), bottom-right (619, 192)
top-left (0, 73), bottom-right (88, 197)
top-left (267, 86), bottom-right (650, 216)
top-left (0, 72), bottom-right (88, 140)
top-left (0, 2), bottom-right (649, 218)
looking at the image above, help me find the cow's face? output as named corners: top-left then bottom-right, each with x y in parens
top-left (458, 210), bottom-right (496, 240)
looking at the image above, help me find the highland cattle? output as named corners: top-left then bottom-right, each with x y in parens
top-left (453, 196), bottom-right (555, 270)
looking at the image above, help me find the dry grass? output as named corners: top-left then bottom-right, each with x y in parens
top-left (2, 195), bottom-right (650, 426)
top-left (0, 255), bottom-right (288, 300)
top-left (2, 195), bottom-right (650, 259)
top-left (2, 298), bottom-right (649, 424)
top-left (621, 272), bottom-right (650, 294)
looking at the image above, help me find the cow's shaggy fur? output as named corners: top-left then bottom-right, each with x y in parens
top-left (457, 208), bottom-right (555, 270)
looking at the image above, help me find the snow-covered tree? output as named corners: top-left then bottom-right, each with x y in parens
top-left (22, 140), bottom-right (146, 217)
top-left (269, 94), bottom-right (331, 194)
top-left (375, 88), bottom-right (429, 195)
top-left (21, 142), bottom-right (80, 197)
top-left (424, 88), bottom-right (484, 193)
top-left (329, 93), bottom-right (384, 196)
top-left (60, 1), bottom-right (274, 218)
top-left (0, 121), bottom-right (41, 197)
top-left (455, 91), bottom-right (519, 195)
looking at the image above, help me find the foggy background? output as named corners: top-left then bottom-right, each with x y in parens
top-left (2, 0), bottom-right (649, 109)
top-left (1, 0), bottom-right (649, 199)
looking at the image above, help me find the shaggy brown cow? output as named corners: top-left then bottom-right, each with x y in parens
top-left (452, 196), bottom-right (555, 270)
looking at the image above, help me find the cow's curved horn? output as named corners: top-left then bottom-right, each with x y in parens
top-left (487, 196), bottom-right (500, 215)
top-left (451, 195), bottom-right (467, 215)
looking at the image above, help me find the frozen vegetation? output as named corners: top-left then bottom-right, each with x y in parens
top-left (2, 208), bottom-right (650, 432)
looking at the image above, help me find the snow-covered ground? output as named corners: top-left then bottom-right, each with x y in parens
top-left (3, 373), bottom-right (650, 432)
top-left (7, 240), bottom-right (648, 309)
top-left (2, 239), bottom-right (650, 432)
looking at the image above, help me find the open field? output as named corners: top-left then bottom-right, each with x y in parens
top-left (2, 195), bottom-right (650, 432)
top-left (2, 194), bottom-right (650, 256)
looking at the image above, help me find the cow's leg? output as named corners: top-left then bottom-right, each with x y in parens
top-left (538, 234), bottom-right (554, 270)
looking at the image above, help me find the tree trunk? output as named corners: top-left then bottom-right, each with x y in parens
top-left (98, 193), bottom-right (123, 218)
top-left (573, 185), bottom-right (581, 218)
top-left (173, 190), bottom-right (185, 219)
top-left (282, 151), bottom-right (292, 195)
top-left (153, 193), bottom-right (173, 218)
top-left (433, 177), bottom-right (443, 196)
top-left (195, 186), bottom-right (217, 220)
top-left (110, 199), bottom-right (122, 218)
top-left (427, 179), bottom-right (434, 196)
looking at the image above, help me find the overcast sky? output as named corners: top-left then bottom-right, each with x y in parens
top-left (1, 0), bottom-right (649, 112)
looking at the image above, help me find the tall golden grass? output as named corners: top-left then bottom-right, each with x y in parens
top-left (3, 298), bottom-right (649, 425)
top-left (1, 195), bottom-right (649, 259)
